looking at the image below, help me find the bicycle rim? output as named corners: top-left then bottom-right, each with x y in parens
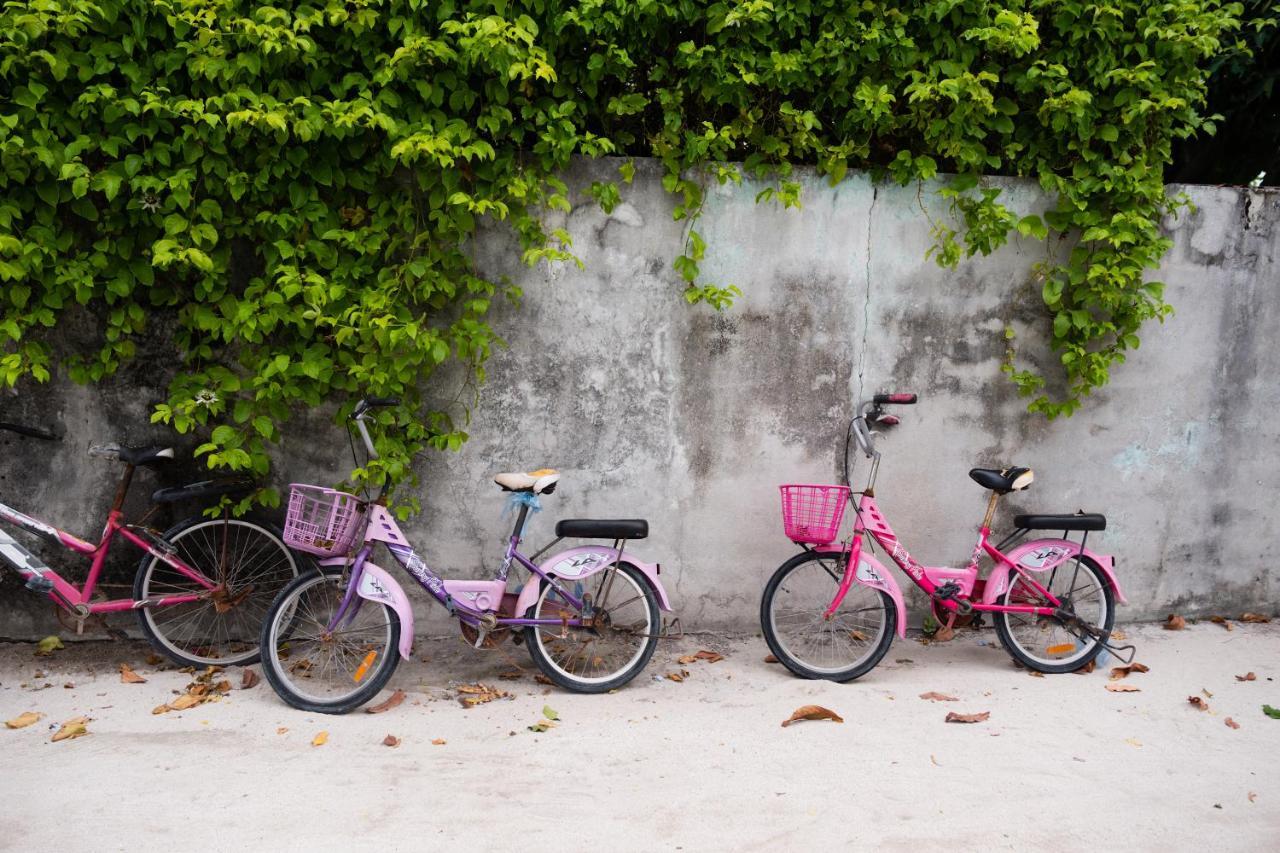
top-left (141, 518), bottom-right (298, 665)
top-left (531, 566), bottom-right (654, 686)
top-left (264, 573), bottom-right (396, 705)
top-left (767, 553), bottom-right (888, 675)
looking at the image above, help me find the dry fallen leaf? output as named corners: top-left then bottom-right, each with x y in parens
top-left (666, 669), bottom-right (689, 683)
top-left (850, 629), bottom-right (871, 643)
top-left (1209, 615), bottom-right (1233, 631)
top-left (1105, 682), bottom-right (1141, 693)
top-left (1163, 614), bottom-right (1186, 631)
top-left (930, 754), bottom-right (941, 766)
top-left (1188, 696), bottom-right (1209, 711)
top-left (456, 683), bottom-right (511, 707)
top-left (431, 738), bottom-right (446, 746)
top-left (919, 692), bottom-right (959, 702)
top-left (1225, 717), bottom-right (1241, 729)
top-left (276, 727), bottom-right (288, 735)
top-left (944, 711), bottom-right (990, 724)
top-left (1110, 662), bottom-right (1150, 680)
top-left (366, 689), bottom-right (406, 714)
top-left (1235, 672), bottom-right (1257, 682)
top-left (934, 624), bottom-right (955, 643)
top-left (51, 716), bottom-right (89, 742)
top-left (312, 731), bottom-right (328, 747)
top-left (119, 664), bottom-right (146, 684)
top-left (5, 711), bottom-right (41, 729)
top-left (1125, 737), bottom-right (1143, 748)
top-left (1111, 629), bottom-right (1128, 641)
top-left (1248, 792), bottom-right (1257, 803)
top-left (694, 650), bottom-right (725, 663)
top-left (382, 734), bottom-right (401, 747)
top-left (1028, 670), bottom-right (1045, 678)
top-left (498, 669), bottom-right (523, 680)
top-left (533, 674), bottom-right (553, 685)
top-left (240, 668), bottom-right (260, 689)
top-left (781, 705), bottom-right (844, 727)
top-left (1074, 660), bottom-right (1096, 675)
top-left (1240, 613), bottom-right (1270, 624)
top-left (677, 654), bottom-right (697, 664)
top-left (146, 654), bottom-right (165, 666)
top-left (764, 654), bottom-right (779, 664)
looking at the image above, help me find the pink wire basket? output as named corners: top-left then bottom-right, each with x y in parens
top-left (282, 484), bottom-right (366, 556)
top-left (779, 484), bottom-right (851, 544)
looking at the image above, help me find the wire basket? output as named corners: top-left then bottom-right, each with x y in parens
top-left (779, 484), bottom-right (850, 544)
top-left (282, 484), bottom-right (366, 556)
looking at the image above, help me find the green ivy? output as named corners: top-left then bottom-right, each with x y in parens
top-left (1, 1), bottom-right (1244, 498)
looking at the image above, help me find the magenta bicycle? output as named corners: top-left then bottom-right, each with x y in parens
top-left (761, 392), bottom-right (1133, 681)
top-left (0, 420), bottom-right (300, 666)
top-left (258, 397), bottom-right (673, 714)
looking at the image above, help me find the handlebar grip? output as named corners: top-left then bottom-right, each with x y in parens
top-left (0, 421), bottom-right (60, 441)
top-left (873, 393), bottom-right (918, 405)
top-left (365, 397), bottom-right (400, 408)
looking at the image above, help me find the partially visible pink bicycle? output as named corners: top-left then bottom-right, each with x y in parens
top-left (0, 420), bottom-right (300, 666)
top-left (761, 392), bottom-right (1132, 681)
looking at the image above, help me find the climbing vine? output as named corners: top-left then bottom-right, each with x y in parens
top-left (0, 0), bottom-right (1244, 496)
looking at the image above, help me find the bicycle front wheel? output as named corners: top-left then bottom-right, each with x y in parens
top-left (259, 570), bottom-right (401, 714)
top-left (761, 550), bottom-right (895, 682)
top-left (135, 515), bottom-right (300, 667)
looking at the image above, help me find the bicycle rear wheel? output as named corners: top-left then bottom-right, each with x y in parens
top-left (259, 569), bottom-right (401, 714)
top-left (994, 556), bottom-right (1114, 673)
top-left (523, 562), bottom-right (660, 693)
top-left (761, 550), bottom-right (895, 682)
top-left (135, 515), bottom-right (299, 667)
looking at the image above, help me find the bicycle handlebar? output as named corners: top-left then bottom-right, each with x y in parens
top-left (0, 421), bottom-right (59, 441)
top-left (872, 392), bottom-right (917, 405)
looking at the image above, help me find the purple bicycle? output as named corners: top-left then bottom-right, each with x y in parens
top-left (258, 397), bottom-right (674, 714)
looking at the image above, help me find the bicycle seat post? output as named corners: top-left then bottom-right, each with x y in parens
top-left (110, 463), bottom-right (138, 514)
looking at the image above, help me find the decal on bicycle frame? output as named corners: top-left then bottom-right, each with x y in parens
top-left (386, 544), bottom-right (447, 600)
top-left (552, 552), bottom-right (610, 578)
top-left (1018, 545), bottom-right (1070, 569)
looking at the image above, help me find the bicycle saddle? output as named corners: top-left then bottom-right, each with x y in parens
top-left (968, 466), bottom-right (1033, 493)
top-left (493, 468), bottom-right (560, 494)
top-left (90, 444), bottom-right (176, 467)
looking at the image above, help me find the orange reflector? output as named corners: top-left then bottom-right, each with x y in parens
top-left (1046, 643), bottom-right (1075, 655)
top-left (353, 650), bottom-right (377, 683)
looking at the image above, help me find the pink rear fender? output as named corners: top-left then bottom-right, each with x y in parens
top-left (814, 546), bottom-right (907, 638)
top-left (321, 560), bottom-right (415, 660)
top-left (513, 545), bottom-right (673, 618)
top-left (984, 539), bottom-right (1126, 605)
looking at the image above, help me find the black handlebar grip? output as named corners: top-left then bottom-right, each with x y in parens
top-left (0, 421), bottom-right (60, 441)
top-left (872, 393), bottom-right (918, 405)
top-left (365, 397), bottom-right (400, 408)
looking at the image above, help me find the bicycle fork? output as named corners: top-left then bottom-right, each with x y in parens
top-left (822, 535), bottom-right (862, 619)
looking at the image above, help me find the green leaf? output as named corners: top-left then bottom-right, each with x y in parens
top-left (1264, 705), bottom-right (1280, 720)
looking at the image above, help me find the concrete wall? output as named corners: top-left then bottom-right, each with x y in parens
top-left (2, 158), bottom-right (1277, 637)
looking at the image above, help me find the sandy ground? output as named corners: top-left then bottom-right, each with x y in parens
top-left (2, 621), bottom-right (1279, 852)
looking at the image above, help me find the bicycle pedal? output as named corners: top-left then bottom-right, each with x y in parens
top-left (24, 576), bottom-right (54, 593)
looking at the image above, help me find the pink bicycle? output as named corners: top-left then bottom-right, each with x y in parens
top-left (761, 392), bottom-right (1132, 681)
top-left (0, 420), bottom-right (300, 666)
top-left (258, 397), bottom-right (673, 714)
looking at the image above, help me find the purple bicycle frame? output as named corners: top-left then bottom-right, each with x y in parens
top-left (326, 502), bottom-right (590, 632)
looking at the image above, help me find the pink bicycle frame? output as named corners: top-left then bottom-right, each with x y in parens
top-left (821, 494), bottom-right (1124, 624)
top-left (0, 500), bottom-right (218, 614)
